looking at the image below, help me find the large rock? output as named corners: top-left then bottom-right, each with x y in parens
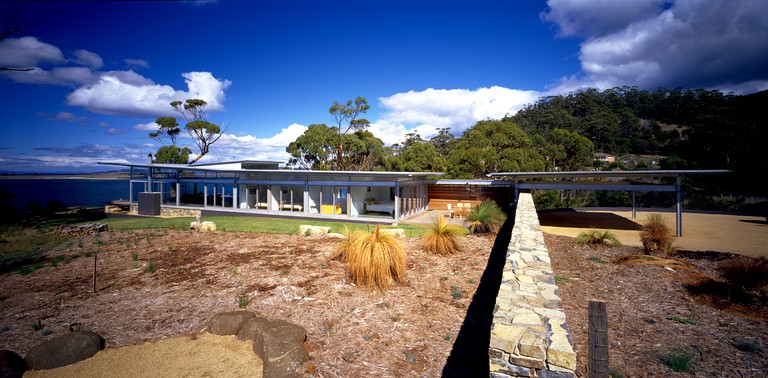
top-left (24, 331), bottom-right (104, 370)
top-left (252, 319), bottom-right (309, 378)
top-left (298, 225), bottom-right (331, 236)
top-left (0, 350), bottom-right (27, 378)
top-left (190, 221), bottom-right (217, 232)
top-left (379, 228), bottom-right (405, 237)
top-left (206, 311), bottom-right (257, 335)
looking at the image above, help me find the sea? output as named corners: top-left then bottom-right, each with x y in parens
top-left (0, 178), bottom-right (130, 212)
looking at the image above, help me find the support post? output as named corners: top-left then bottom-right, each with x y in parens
top-left (588, 300), bottom-right (609, 378)
top-left (92, 254), bottom-right (97, 293)
top-left (675, 176), bottom-right (683, 237)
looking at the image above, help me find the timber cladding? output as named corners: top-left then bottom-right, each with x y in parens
top-left (427, 184), bottom-right (514, 211)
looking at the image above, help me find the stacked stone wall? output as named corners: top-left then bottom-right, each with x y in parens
top-left (127, 205), bottom-right (200, 218)
top-left (489, 192), bottom-right (576, 377)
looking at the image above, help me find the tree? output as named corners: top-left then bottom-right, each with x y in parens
top-left (150, 117), bottom-right (181, 145)
top-left (153, 99), bottom-right (226, 164)
top-left (448, 120), bottom-right (546, 178)
top-left (286, 123), bottom-right (386, 171)
top-left (154, 145), bottom-right (191, 164)
top-left (328, 97), bottom-right (371, 170)
top-left (286, 124), bottom-right (337, 170)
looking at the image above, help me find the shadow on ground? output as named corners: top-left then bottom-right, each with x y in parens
top-left (442, 204), bottom-right (516, 377)
top-left (537, 208), bottom-right (642, 231)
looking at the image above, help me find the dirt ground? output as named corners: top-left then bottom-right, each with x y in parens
top-left (1, 209), bottom-right (766, 377)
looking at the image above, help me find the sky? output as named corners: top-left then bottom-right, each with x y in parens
top-left (0, 0), bottom-right (766, 173)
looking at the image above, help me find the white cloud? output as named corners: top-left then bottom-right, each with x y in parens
top-left (72, 49), bottom-right (104, 69)
top-left (51, 111), bottom-right (88, 122)
top-left (204, 123), bottom-right (307, 163)
top-left (124, 58), bottom-right (150, 69)
top-left (0, 36), bottom-right (66, 67)
top-left (373, 87), bottom-right (542, 144)
top-left (133, 121), bottom-right (160, 131)
top-left (66, 71), bottom-right (232, 117)
top-left (545, 0), bottom-right (768, 94)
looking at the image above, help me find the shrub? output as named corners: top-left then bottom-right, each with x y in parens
top-left (575, 229), bottom-right (622, 246)
top-left (422, 216), bottom-right (464, 255)
top-left (466, 199), bottom-right (506, 234)
top-left (657, 348), bottom-right (696, 372)
top-left (640, 214), bottom-right (674, 255)
top-left (345, 225), bottom-right (406, 290)
top-left (719, 256), bottom-right (768, 291)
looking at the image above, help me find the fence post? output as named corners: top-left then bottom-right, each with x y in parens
top-left (589, 300), bottom-right (609, 377)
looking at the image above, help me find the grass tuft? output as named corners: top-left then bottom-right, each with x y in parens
top-left (657, 348), bottom-right (696, 372)
top-left (345, 225), bottom-right (406, 290)
top-left (575, 229), bottom-right (622, 246)
top-left (422, 216), bottom-right (465, 255)
top-left (719, 256), bottom-right (768, 291)
top-left (640, 214), bottom-right (674, 255)
top-left (466, 199), bottom-right (506, 234)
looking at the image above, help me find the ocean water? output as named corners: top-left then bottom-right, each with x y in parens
top-left (0, 178), bottom-right (130, 211)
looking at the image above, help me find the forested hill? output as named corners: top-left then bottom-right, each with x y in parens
top-left (508, 87), bottom-right (767, 194)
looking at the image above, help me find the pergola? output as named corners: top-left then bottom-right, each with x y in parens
top-left (487, 170), bottom-right (731, 236)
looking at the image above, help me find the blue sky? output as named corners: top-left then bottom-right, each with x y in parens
top-left (1, 0), bottom-right (766, 173)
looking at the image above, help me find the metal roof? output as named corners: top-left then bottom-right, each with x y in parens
top-left (487, 169), bottom-right (731, 179)
top-left (98, 161), bottom-right (443, 179)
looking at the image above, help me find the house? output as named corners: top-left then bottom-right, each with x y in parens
top-left (98, 160), bottom-right (440, 222)
top-left (594, 153), bottom-right (616, 163)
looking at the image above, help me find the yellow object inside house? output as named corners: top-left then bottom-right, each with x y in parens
top-left (321, 204), bottom-right (342, 214)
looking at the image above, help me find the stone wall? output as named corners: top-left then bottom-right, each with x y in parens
top-left (489, 192), bottom-right (577, 377)
top-left (127, 205), bottom-right (201, 218)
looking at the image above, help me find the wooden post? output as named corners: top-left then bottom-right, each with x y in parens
top-left (92, 254), bottom-right (97, 293)
top-left (588, 300), bottom-right (609, 377)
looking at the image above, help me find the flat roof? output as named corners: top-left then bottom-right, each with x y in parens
top-left (487, 169), bottom-right (731, 179)
top-left (98, 161), bottom-right (443, 179)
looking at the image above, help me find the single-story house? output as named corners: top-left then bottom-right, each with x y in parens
top-left (99, 160), bottom-right (441, 222)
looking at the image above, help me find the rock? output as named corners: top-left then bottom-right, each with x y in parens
top-left (206, 311), bottom-right (257, 335)
top-left (379, 228), bottom-right (405, 237)
top-left (298, 225), bottom-right (331, 236)
top-left (24, 331), bottom-right (104, 370)
top-left (236, 316), bottom-right (273, 342)
top-left (326, 232), bottom-right (346, 239)
top-left (189, 221), bottom-right (217, 232)
top-left (249, 318), bottom-right (309, 378)
top-left (0, 350), bottom-right (27, 378)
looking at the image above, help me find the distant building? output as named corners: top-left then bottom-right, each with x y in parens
top-left (594, 153), bottom-right (616, 163)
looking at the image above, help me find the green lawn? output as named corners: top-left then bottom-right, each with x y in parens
top-left (95, 215), bottom-right (434, 237)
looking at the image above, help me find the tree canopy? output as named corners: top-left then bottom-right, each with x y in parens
top-left (151, 99), bottom-right (226, 164)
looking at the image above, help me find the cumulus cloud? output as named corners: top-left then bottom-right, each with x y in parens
top-left (0, 36), bottom-right (66, 67)
top-left (204, 123), bottom-right (307, 163)
top-left (72, 49), bottom-right (104, 68)
top-left (373, 87), bottom-right (542, 144)
top-left (132, 121), bottom-right (160, 132)
top-left (544, 0), bottom-right (768, 94)
top-left (66, 71), bottom-right (232, 117)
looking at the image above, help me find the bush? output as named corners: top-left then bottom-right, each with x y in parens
top-left (575, 229), bottom-right (622, 246)
top-left (640, 214), bottom-right (674, 255)
top-left (657, 348), bottom-right (696, 372)
top-left (466, 199), bottom-right (506, 234)
top-left (330, 226), bottom-right (365, 261)
top-left (719, 256), bottom-right (768, 291)
top-left (345, 225), bottom-right (406, 290)
top-left (422, 216), bottom-right (464, 255)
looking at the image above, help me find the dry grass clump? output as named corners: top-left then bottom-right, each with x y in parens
top-left (422, 216), bottom-right (465, 255)
top-left (640, 213), bottom-right (674, 255)
top-left (719, 256), bottom-right (768, 292)
top-left (329, 226), bottom-right (364, 261)
top-left (344, 225), bottom-right (406, 290)
top-left (575, 229), bottom-right (622, 246)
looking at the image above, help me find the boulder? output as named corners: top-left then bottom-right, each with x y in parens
top-left (0, 350), bottom-right (27, 378)
top-left (190, 221), bottom-right (217, 232)
top-left (252, 319), bottom-right (309, 378)
top-left (298, 225), bottom-right (331, 236)
top-left (379, 228), bottom-right (405, 238)
top-left (206, 311), bottom-right (257, 336)
top-left (24, 331), bottom-right (104, 370)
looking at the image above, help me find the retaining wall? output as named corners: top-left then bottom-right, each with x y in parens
top-left (489, 192), bottom-right (577, 377)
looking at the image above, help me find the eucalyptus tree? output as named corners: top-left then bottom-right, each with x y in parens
top-left (151, 99), bottom-right (226, 164)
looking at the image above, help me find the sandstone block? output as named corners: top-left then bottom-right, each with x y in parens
top-left (206, 310), bottom-right (257, 335)
top-left (190, 221), bottom-right (217, 232)
top-left (298, 225), bottom-right (331, 236)
top-left (24, 331), bottom-right (104, 370)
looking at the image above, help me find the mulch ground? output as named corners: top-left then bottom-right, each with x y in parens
top-left (1, 227), bottom-right (766, 377)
